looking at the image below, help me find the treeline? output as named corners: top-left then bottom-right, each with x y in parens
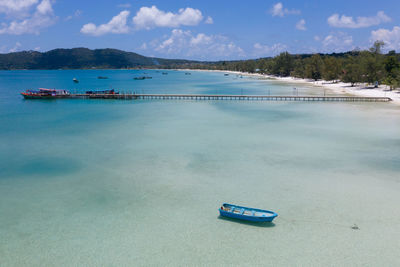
top-left (183, 42), bottom-right (400, 89)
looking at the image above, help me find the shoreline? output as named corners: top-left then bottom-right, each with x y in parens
top-left (184, 69), bottom-right (400, 106)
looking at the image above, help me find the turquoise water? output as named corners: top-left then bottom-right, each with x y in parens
top-left (1, 70), bottom-right (400, 266)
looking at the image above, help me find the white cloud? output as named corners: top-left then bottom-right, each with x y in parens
top-left (150, 29), bottom-right (244, 60)
top-left (314, 36), bottom-right (321, 41)
top-left (65, 9), bottom-right (82, 21)
top-left (296, 19), bottom-right (306, 31)
top-left (0, 0), bottom-right (56, 35)
top-left (370, 26), bottom-right (400, 51)
top-left (0, 0), bottom-right (38, 15)
top-left (190, 33), bottom-right (212, 46)
top-left (327, 11), bottom-right (391, 29)
top-left (81, 10), bottom-right (130, 36)
top-left (8, 41), bottom-right (22, 52)
top-left (205, 16), bottom-right (213, 24)
top-left (253, 43), bottom-right (288, 57)
top-left (132, 6), bottom-right (203, 29)
top-left (320, 32), bottom-right (354, 52)
top-left (270, 2), bottom-right (300, 17)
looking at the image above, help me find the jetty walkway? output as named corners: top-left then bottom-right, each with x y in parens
top-left (67, 94), bottom-right (392, 102)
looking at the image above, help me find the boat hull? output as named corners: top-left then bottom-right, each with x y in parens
top-left (219, 203), bottom-right (277, 222)
top-left (21, 93), bottom-right (69, 99)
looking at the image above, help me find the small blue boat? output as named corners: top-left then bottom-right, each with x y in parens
top-left (219, 203), bottom-right (278, 222)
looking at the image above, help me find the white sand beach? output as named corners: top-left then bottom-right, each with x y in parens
top-left (189, 69), bottom-right (400, 105)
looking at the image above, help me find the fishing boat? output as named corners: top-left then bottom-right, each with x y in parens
top-left (162, 72), bottom-right (168, 75)
top-left (97, 76), bottom-right (108, 79)
top-left (21, 88), bottom-right (70, 99)
top-left (224, 73), bottom-right (229, 76)
top-left (185, 72), bottom-right (191, 75)
top-left (85, 89), bottom-right (118, 95)
top-left (73, 78), bottom-right (79, 83)
top-left (133, 76), bottom-right (152, 80)
top-left (219, 203), bottom-right (278, 222)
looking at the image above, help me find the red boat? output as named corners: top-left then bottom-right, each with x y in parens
top-left (21, 88), bottom-right (70, 99)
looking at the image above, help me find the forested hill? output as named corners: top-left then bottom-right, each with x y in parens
top-left (0, 48), bottom-right (198, 69)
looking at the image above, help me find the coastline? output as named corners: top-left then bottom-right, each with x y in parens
top-left (185, 69), bottom-right (400, 105)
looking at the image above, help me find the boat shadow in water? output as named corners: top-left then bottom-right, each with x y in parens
top-left (218, 215), bottom-right (276, 228)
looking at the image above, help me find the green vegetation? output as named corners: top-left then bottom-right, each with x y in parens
top-left (1, 42), bottom-right (400, 89)
top-left (196, 41), bottom-right (400, 90)
top-left (0, 48), bottom-right (198, 69)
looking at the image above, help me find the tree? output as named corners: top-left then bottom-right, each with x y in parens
top-left (360, 41), bottom-right (385, 85)
top-left (304, 54), bottom-right (324, 81)
top-left (383, 54), bottom-right (400, 90)
top-left (291, 58), bottom-right (306, 78)
top-left (342, 56), bottom-right (362, 86)
top-left (271, 52), bottom-right (294, 76)
top-left (322, 56), bottom-right (341, 82)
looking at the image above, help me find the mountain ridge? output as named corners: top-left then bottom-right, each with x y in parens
top-left (0, 48), bottom-right (199, 70)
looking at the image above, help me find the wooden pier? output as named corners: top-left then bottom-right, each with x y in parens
top-left (68, 94), bottom-right (392, 102)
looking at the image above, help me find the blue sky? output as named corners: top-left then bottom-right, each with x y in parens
top-left (1, 0), bottom-right (400, 60)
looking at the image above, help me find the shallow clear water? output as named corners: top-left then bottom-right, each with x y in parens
top-left (1, 70), bottom-right (400, 266)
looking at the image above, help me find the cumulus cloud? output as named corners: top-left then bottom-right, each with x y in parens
top-left (270, 2), bottom-right (300, 17)
top-left (320, 32), bottom-right (354, 52)
top-left (133, 6), bottom-right (203, 30)
top-left (81, 10), bottom-right (130, 36)
top-left (149, 29), bottom-right (244, 60)
top-left (370, 26), bottom-right (400, 51)
top-left (253, 43), bottom-right (288, 57)
top-left (0, 0), bottom-right (38, 15)
top-left (0, 0), bottom-right (56, 35)
top-left (296, 19), bottom-right (306, 30)
top-left (327, 11), bottom-right (391, 29)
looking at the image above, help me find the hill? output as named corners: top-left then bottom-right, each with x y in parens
top-left (0, 48), bottom-right (198, 70)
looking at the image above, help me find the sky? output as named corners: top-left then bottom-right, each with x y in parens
top-left (1, 0), bottom-right (400, 60)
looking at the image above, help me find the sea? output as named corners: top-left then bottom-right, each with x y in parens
top-left (0, 70), bottom-right (399, 266)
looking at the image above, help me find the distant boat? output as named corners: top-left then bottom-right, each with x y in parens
top-left (219, 203), bottom-right (278, 222)
top-left (97, 76), bottom-right (108, 79)
top-left (133, 76), bottom-right (152, 80)
top-left (224, 74), bottom-right (229, 76)
top-left (73, 78), bottom-right (79, 83)
top-left (185, 72), bottom-right (191, 75)
top-left (21, 88), bottom-right (70, 99)
top-left (162, 72), bottom-right (168, 75)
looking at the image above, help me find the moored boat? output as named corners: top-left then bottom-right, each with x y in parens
top-left (219, 203), bottom-right (277, 222)
top-left (21, 88), bottom-right (70, 99)
top-left (73, 78), bottom-right (79, 83)
top-left (133, 76), bottom-right (152, 80)
top-left (85, 89), bottom-right (118, 94)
